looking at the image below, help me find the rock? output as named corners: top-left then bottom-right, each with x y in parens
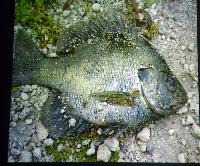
top-left (76, 144), bottom-right (81, 149)
top-left (31, 134), bottom-right (41, 145)
top-left (23, 85), bottom-right (32, 92)
top-left (44, 138), bottom-right (54, 146)
top-left (127, 143), bottom-right (135, 152)
top-left (181, 118), bottom-right (186, 126)
top-left (11, 148), bottom-right (21, 155)
top-left (189, 64), bottom-right (195, 72)
top-left (25, 119), bottom-right (33, 125)
top-left (20, 92), bottom-right (29, 100)
top-left (39, 94), bottom-right (48, 104)
top-left (69, 118), bottom-right (76, 127)
top-left (192, 123), bottom-right (200, 138)
top-left (177, 106), bottom-right (188, 114)
top-left (168, 129), bottom-right (175, 136)
top-left (177, 153), bottom-right (186, 163)
top-left (31, 85), bottom-right (38, 89)
top-left (19, 108), bottom-right (31, 120)
top-left (8, 156), bottom-right (15, 162)
top-left (63, 10), bottom-right (70, 17)
top-left (82, 139), bottom-right (91, 146)
top-left (92, 3), bottom-right (101, 12)
top-left (185, 115), bottom-right (194, 125)
top-left (19, 151), bottom-right (32, 162)
top-left (179, 139), bottom-right (187, 146)
top-left (48, 52), bottom-right (57, 57)
top-left (188, 43), bottom-right (195, 51)
top-left (139, 143), bottom-right (147, 152)
top-left (12, 121), bottom-right (17, 127)
top-left (61, 109), bottom-right (66, 113)
top-left (33, 147), bottom-right (42, 158)
top-left (12, 114), bottom-right (19, 122)
top-left (97, 129), bottom-right (102, 135)
top-left (36, 122), bottom-right (48, 141)
top-left (137, 128), bottom-right (151, 142)
top-left (97, 144), bottom-right (111, 162)
top-left (104, 137), bottom-right (120, 152)
top-left (57, 144), bottom-right (64, 152)
top-left (86, 142), bottom-right (95, 156)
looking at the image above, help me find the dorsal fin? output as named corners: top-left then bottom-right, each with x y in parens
top-left (56, 12), bottom-right (142, 56)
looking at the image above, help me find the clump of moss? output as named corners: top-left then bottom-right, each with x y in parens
top-left (11, 86), bottom-right (19, 93)
top-left (110, 151), bottom-right (120, 162)
top-left (15, 0), bottom-right (62, 48)
top-left (124, 0), bottom-right (160, 40)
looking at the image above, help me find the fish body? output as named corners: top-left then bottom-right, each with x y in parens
top-left (12, 14), bottom-right (187, 131)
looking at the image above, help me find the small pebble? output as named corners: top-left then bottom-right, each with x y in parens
top-left (97, 144), bottom-right (111, 162)
top-left (177, 153), bottom-right (186, 163)
top-left (33, 147), bottom-right (42, 158)
top-left (188, 43), bottom-right (195, 51)
top-left (177, 106), bottom-right (188, 114)
top-left (137, 128), bottom-right (151, 142)
top-left (63, 10), bottom-right (70, 17)
top-left (86, 142), bottom-right (95, 156)
top-left (25, 119), bottom-right (33, 125)
top-left (44, 138), bottom-right (54, 146)
top-left (92, 3), bottom-right (101, 12)
top-left (192, 123), bottom-right (200, 138)
top-left (69, 118), bottom-right (76, 127)
top-left (57, 144), bottom-right (64, 152)
top-left (185, 115), bottom-right (194, 125)
top-left (168, 129), bottom-right (175, 136)
top-left (97, 129), bottom-right (102, 135)
top-left (20, 93), bottom-right (29, 100)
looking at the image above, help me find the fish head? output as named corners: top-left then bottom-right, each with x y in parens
top-left (138, 67), bottom-right (188, 115)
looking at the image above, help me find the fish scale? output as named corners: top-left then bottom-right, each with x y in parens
top-left (12, 13), bottom-right (188, 135)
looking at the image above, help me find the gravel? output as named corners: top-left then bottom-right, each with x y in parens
top-left (19, 108), bottom-right (31, 120)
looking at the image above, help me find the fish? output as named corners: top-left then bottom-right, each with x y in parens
top-left (12, 14), bottom-right (188, 137)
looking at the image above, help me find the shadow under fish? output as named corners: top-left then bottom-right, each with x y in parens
top-left (12, 14), bottom-right (188, 138)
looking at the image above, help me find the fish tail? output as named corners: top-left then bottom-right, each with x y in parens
top-left (12, 30), bottom-right (43, 86)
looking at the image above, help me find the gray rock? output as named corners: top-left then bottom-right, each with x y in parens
top-left (44, 138), bottom-right (54, 146)
top-left (39, 94), bottom-right (48, 104)
top-left (82, 139), bottom-right (91, 146)
top-left (185, 115), bottom-right (194, 125)
top-left (19, 108), bottom-right (31, 120)
top-left (192, 123), bottom-right (200, 138)
top-left (33, 147), bottom-right (42, 158)
top-left (25, 119), bottom-right (33, 125)
top-left (137, 128), bottom-right (151, 142)
top-left (36, 122), bottom-right (48, 141)
top-left (57, 144), bottom-right (64, 152)
top-left (177, 153), bottom-right (186, 163)
top-left (31, 90), bottom-right (37, 96)
top-left (23, 85), bottom-right (32, 92)
top-left (12, 113), bottom-right (19, 122)
top-left (20, 92), bottom-right (29, 100)
top-left (97, 144), bottom-right (111, 162)
top-left (177, 106), bottom-right (188, 114)
top-left (69, 118), bottom-right (76, 127)
top-left (168, 129), bottom-right (175, 136)
top-left (19, 151), bottom-right (32, 162)
top-left (11, 121), bottom-right (17, 127)
top-left (104, 137), bottom-right (120, 151)
top-left (86, 142), bottom-right (95, 156)
top-left (8, 156), bottom-right (15, 162)
top-left (92, 3), bottom-right (101, 12)
top-left (138, 143), bottom-right (147, 152)
top-left (11, 148), bottom-right (21, 155)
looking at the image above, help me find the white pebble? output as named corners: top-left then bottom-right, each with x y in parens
top-left (48, 52), bottom-right (57, 57)
top-left (44, 138), bottom-right (54, 146)
top-left (63, 10), bottom-right (70, 17)
top-left (177, 153), bottom-right (186, 163)
top-left (168, 129), bottom-right (175, 136)
top-left (86, 142), bottom-right (95, 156)
top-left (177, 106), bottom-right (188, 114)
top-left (25, 119), bottom-right (32, 125)
top-left (97, 144), bottom-right (111, 162)
top-left (57, 144), bottom-right (64, 152)
top-left (20, 93), bottom-right (29, 100)
top-left (185, 115), bottom-right (194, 125)
top-left (92, 3), bottom-right (101, 12)
top-left (137, 128), bottom-right (151, 142)
top-left (69, 118), bottom-right (76, 127)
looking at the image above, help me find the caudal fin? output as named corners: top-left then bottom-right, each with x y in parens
top-left (12, 30), bottom-right (43, 86)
